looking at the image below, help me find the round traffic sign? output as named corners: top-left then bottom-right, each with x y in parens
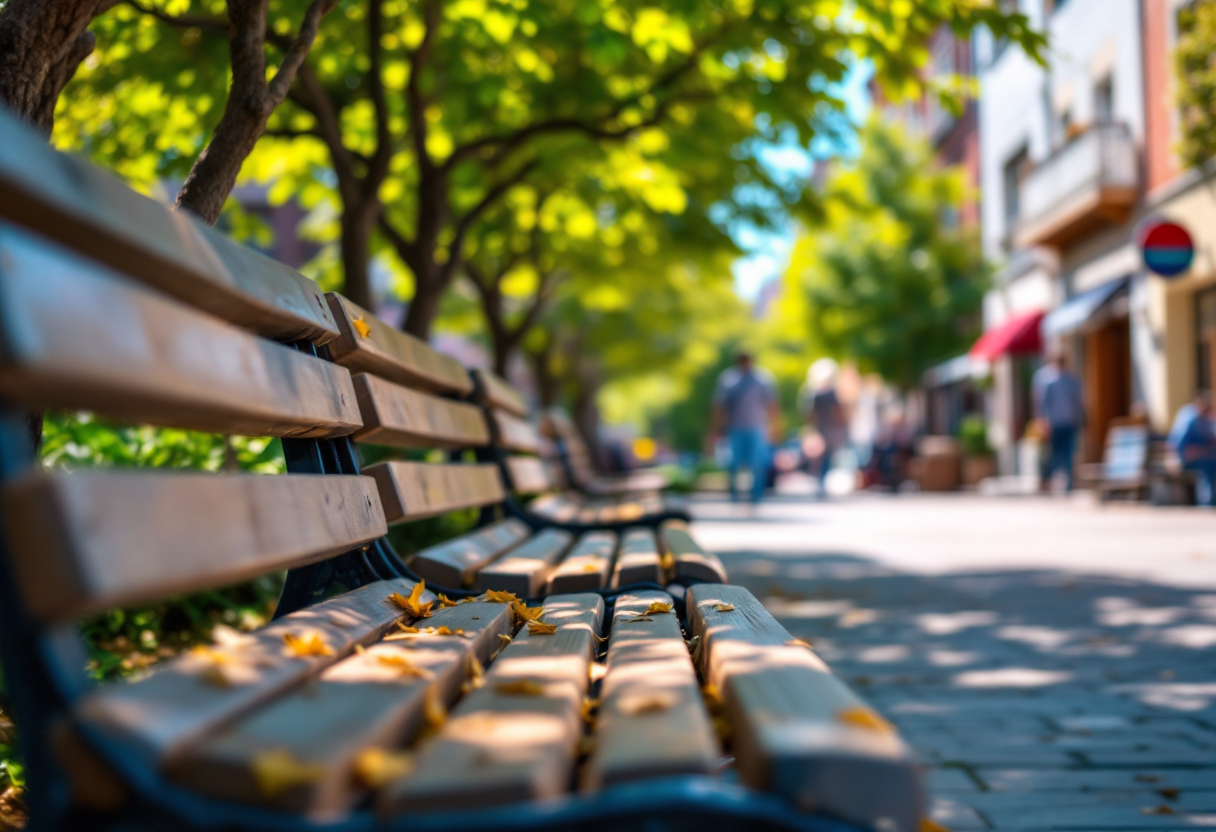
top-left (1140, 220), bottom-right (1194, 278)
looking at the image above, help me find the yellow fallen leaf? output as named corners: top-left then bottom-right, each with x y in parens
top-left (352, 316), bottom-right (371, 339)
top-left (527, 621), bottom-right (558, 635)
top-left (483, 590), bottom-right (519, 604)
top-left (282, 631), bottom-right (334, 658)
top-left (498, 633), bottom-right (513, 646)
top-left (376, 653), bottom-right (433, 679)
top-left (436, 593), bottom-right (458, 609)
top-left (466, 653), bottom-right (485, 687)
top-left (591, 632), bottom-right (608, 644)
top-left (644, 601), bottom-right (673, 615)
top-left (495, 678), bottom-right (546, 696)
top-left (1142, 805), bottom-right (1176, 816)
top-left (352, 747), bottom-right (413, 789)
top-left (582, 563), bottom-right (599, 572)
top-left (353, 644), bottom-right (366, 655)
top-left (836, 707), bottom-right (896, 735)
top-left (580, 697), bottom-right (601, 723)
top-left (702, 684), bottom-right (723, 710)
top-left (199, 665), bottom-right (231, 688)
top-left (251, 749), bottom-right (324, 798)
top-left (588, 663), bottom-right (607, 683)
top-left (190, 645), bottom-right (232, 664)
top-left (625, 616), bottom-right (654, 623)
top-left (787, 638), bottom-right (814, 649)
top-left (920, 818), bottom-right (951, 832)
top-left (434, 626), bottom-right (466, 637)
top-left (424, 686), bottom-right (446, 728)
top-left (716, 603), bottom-right (735, 612)
top-left (660, 552), bottom-right (675, 572)
top-left (395, 622), bottom-right (419, 633)
top-left (511, 600), bottom-right (545, 623)
top-left (620, 691), bottom-right (676, 716)
top-left (387, 581), bottom-right (433, 619)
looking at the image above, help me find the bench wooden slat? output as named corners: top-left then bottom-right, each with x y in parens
top-left (527, 493), bottom-right (580, 523)
top-left (324, 294), bottom-right (472, 396)
top-left (352, 374), bottom-right (489, 449)
top-left (611, 528), bottom-right (663, 587)
top-left (686, 584), bottom-right (922, 832)
top-left (582, 591), bottom-right (719, 790)
top-left (504, 456), bottom-right (554, 494)
top-left (75, 578), bottom-right (433, 767)
top-left (489, 410), bottom-right (543, 455)
top-left (660, 520), bottom-right (728, 584)
top-left (471, 369), bottom-right (528, 418)
top-left (2, 472), bottom-right (387, 622)
top-left (380, 593), bottom-right (604, 812)
top-left (0, 114), bottom-right (338, 344)
top-left (547, 531), bottom-right (617, 594)
top-left (474, 528), bottom-right (573, 596)
top-left (409, 519), bottom-right (531, 588)
top-left (172, 601), bottom-right (513, 812)
top-left (364, 462), bottom-right (505, 525)
top-left (0, 229), bottom-right (361, 438)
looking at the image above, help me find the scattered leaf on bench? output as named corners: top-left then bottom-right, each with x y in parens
top-left (282, 631), bottom-right (334, 658)
top-left (483, 590), bottom-right (519, 604)
top-left (352, 747), bottom-right (414, 789)
top-left (527, 621), bottom-right (558, 635)
top-left (619, 691), bottom-right (677, 716)
top-left (436, 593), bottom-right (458, 608)
top-left (582, 563), bottom-right (599, 572)
top-left (251, 749), bottom-right (324, 797)
top-left (920, 818), bottom-right (951, 832)
top-left (589, 663), bottom-right (607, 683)
top-left (511, 600), bottom-right (545, 624)
top-left (1142, 805), bottom-right (1176, 816)
top-left (190, 645), bottom-right (232, 664)
top-left (591, 632), bottom-right (608, 644)
top-left (352, 316), bottom-right (371, 338)
top-left (424, 686), bottom-right (446, 729)
top-left (376, 653), bottom-right (434, 679)
top-left (199, 666), bottom-right (232, 688)
top-left (702, 684), bottom-right (723, 710)
top-left (466, 653), bottom-right (485, 687)
top-left (395, 622), bottom-right (419, 634)
top-left (498, 633), bottom-right (513, 646)
top-left (494, 679), bottom-right (546, 696)
top-left (387, 582), bottom-right (434, 619)
top-left (786, 638), bottom-right (814, 649)
top-left (625, 616), bottom-right (654, 623)
top-left (660, 552), bottom-right (675, 572)
top-left (715, 603), bottom-right (735, 612)
top-left (836, 707), bottom-right (896, 735)
top-left (1158, 787), bottom-right (1180, 800)
top-left (432, 626), bottom-right (466, 637)
top-left (644, 601), bottom-right (674, 615)
top-left (581, 698), bottom-right (601, 723)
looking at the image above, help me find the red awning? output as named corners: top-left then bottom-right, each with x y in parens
top-left (969, 310), bottom-right (1044, 362)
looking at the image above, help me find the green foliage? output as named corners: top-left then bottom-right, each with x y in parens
top-left (39, 412), bottom-right (288, 682)
top-left (958, 414), bottom-right (992, 457)
top-left (1176, 0), bottom-right (1216, 169)
top-left (775, 119), bottom-right (991, 391)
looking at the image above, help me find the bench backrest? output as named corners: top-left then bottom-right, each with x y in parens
top-left (0, 109), bottom-right (522, 628)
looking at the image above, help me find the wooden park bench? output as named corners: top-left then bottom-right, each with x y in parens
top-left (0, 107), bottom-right (924, 832)
top-left (466, 377), bottom-right (690, 531)
top-left (541, 408), bottom-right (673, 498)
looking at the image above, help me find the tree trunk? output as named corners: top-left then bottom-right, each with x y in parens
top-left (527, 343), bottom-right (558, 408)
top-left (402, 264), bottom-right (445, 339)
top-left (0, 0), bottom-right (112, 136)
top-left (492, 334), bottom-right (513, 377)
top-left (340, 201), bottom-right (376, 309)
top-left (175, 94), bottom-right (271, 224)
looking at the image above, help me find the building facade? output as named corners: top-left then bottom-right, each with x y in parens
top-left (976, 0), bottom-right (1148, 474)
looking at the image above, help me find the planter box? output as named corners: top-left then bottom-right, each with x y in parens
top-left (962, 455), bottom-right (997, 487)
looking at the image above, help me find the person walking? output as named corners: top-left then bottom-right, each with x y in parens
top-left (1032, 352), bottom-right (1085, 492)
top-left (801, 358), bottom-right (849, 498)
top-left (1168, 390), bottom-right (1216, 506)
top-left (710, 350), bottom-right (779, 504)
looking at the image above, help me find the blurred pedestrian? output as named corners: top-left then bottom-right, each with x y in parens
top-left (801, 358), bottom-right (848, 499)
top-left (1168, 390), bottom-right (1216, 506)
top-left (709, 350), bottom-right (779, 504)
top-left (1032, 352), bottom-right (1085, 492)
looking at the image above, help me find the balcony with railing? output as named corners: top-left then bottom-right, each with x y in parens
top-left (1013, 122), bottom-right (1139, 249)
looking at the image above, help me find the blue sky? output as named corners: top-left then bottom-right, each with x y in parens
top-left (731, 62), bottom-right (873, 301)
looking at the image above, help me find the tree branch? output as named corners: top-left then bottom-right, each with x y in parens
top-left (266, 0), bottom-right (338, 104)
top-left (124, 0), bottom-right (227, 33)
top-left (378, 214), bottom-right (420, 271)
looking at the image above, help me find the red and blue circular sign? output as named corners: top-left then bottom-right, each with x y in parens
top-left (1140, 220), bottom-right (1194, 278)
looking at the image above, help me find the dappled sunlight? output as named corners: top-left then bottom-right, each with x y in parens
top-left (952, 668), bottom-right (1075, 688)
top-left (925, 649), bottom-right (980, 667)
top-left (1094, 597), bottom-right (1186, 627)
top-left (1116, 683), bottom-right (1216, 712)
top-left (857, 645), bottom-right (911, 664)
top-left (1159, 625), bottom-right (1216, 649)
top-left (916, 611), bottom-right (998, 635)
top-left (996, 625), bottom-right (1076, 651)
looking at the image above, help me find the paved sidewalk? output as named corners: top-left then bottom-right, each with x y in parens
top-left (690, 492), bottom-right (1216, 831)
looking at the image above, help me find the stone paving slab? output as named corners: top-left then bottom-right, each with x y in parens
top-left (691, 493), bottom-right (1216, 831)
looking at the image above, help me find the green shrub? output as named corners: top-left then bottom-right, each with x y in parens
top-left (958, 415), bottom-right (993, 457)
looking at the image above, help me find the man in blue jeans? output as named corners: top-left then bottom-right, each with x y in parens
top-left (1032, 353), bottom-right (1085, 491)
top-left (710, 351), bottom-right (779, 503)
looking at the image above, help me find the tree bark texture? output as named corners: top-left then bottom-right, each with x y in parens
top-left (0, 0), bottom-right (116, 136)
top-left (175, 0), bottom-right (338, 225)
top-left (340, 202), bottom-right (377, 309)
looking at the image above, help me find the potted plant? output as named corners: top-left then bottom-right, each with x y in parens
top-left (959, 415), bottom-right (997, 487)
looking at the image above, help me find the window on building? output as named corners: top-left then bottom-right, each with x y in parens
top-left (1002, 145), bottom-right (1030, 229)
top-left (1094, 75), bottom-right (1115, 124)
